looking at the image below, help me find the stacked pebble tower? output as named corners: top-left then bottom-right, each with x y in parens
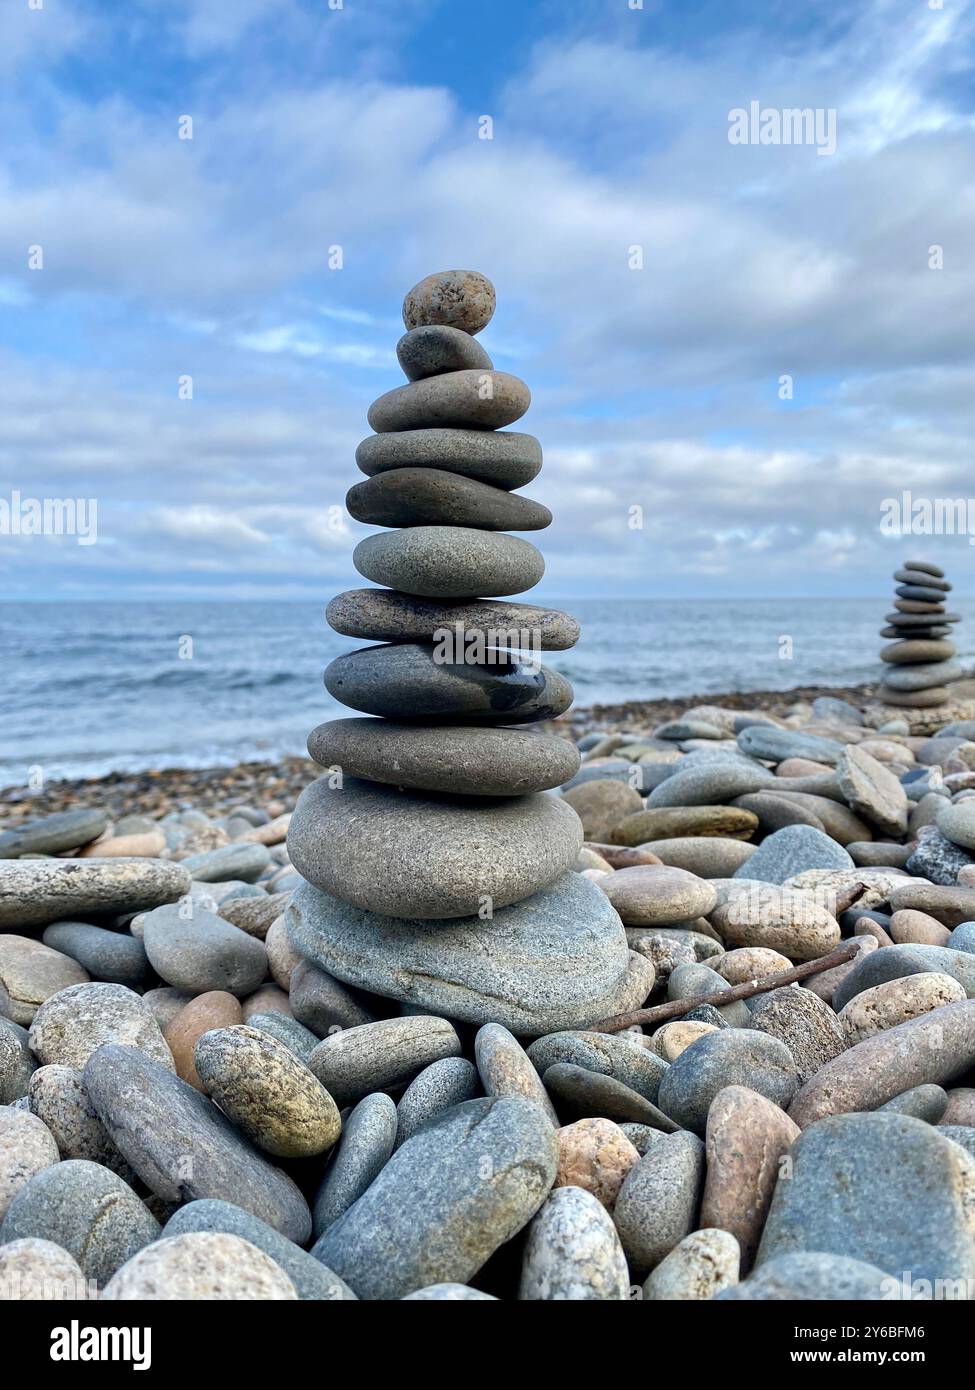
top-left (285, 270), bottom-right (652, 1036)
top-left (878, 559), bottom-right (963, 709)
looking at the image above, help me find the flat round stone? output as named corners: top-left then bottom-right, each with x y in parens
top-left (0, 860), bottom-right (191, 930)
top-left (520, 1185), bottom-right (630, 1300)
top-left (141, 905), bottom-right (268, 996)
top-left (307, 719), bottom-right (579, 796)
top-left (308, 1016), bottom-right (461, 1108)
top-left (354, 526), bottom-right (543, 599)
top-left (288, 775), bottom-right (581, 918)
top-left (101, 1231), bottom-right (297, 1300)
top-left (323, 643), bottom-right (573, 724)
top-left (0, 935), bottom-right (89, 1024)
top-left (356, 429), bottom-right (542, 490)
top-left (902, 559), bottom-right (945, 577)
top-left (326, 589), bottom-right (579, 649)
top-left (894, 568), bottom-right (950, 590)
top-left (896, 583), bottom-right (949, 602)
top-left (346, 468), bottom-right (551, 531)
top-left (285, 872), bottom-right (651, 1037)
top-left (368, 370), bottom-right (530, 433)
top-left (888, 608), bottom-right (958, 623)
top-left (402, 270), bottom-right (496, 334)
top-left (882, 659), bottom-right (963, 690)
top-left (397, 325), bottom-right (493, 380)
top-left (881, 638), bottom-right (956, 663)
top-left (0, 808), bottom-right (109, 859)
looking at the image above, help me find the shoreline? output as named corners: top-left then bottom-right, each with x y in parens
top-left (0, 678), bottom-right (885, 824)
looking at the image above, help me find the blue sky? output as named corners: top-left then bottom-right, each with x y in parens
top-left (2, 0), bottom-right (974, 600)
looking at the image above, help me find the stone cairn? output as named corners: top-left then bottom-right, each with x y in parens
top-left (878, 559), bottom-right (963, 710)
top-left (285, 270), bottom-right (651, 1037)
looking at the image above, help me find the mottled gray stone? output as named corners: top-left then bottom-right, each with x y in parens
top-left (41, 921), bottom-right (149, 987)
top-left (907, 827), bottom-right (974, 885)
top-left (246, 1011), bottom-right (320, 1063)
top-left (312, 1092), bottom-right (398, 1238)
top-left (667, 962), bottom-right (752, 1027)
top-left (287, 873), bottom-right (648, 1037)
top-left (323, 644), bottom-right (573, 725)
top-left (356, 426), bottom-right (542, 490)
top-left (28, 983), bottom-right (174, 1071)
top-left (0, 1105), bottom-right (59, 1219)
top-left (737, 727), bottom-right (844, 766)
top-left (27, 1065), bottom-right (136, 1178)
top-left (141, 904), bottom-right (268, 996)
top-left (289, 775), bottom-right (580, 920)
top-left (0, 808), bottom-right (109, 859)
top-left (519, 1185), bottom-right (630, 1300)
top-left (642, 1228), bottom-right (741, 1300)
top-left (0, 1159), bottom-right (158, 1284)
top-left (733, 825), bottom-right (854, 884)
top-left (101, 1231), bottom-right (296, 1300)
top-left (396, 324), bottom-right (493, 380)
top-left (757, 1112), bottom-right (975, 1286)
top-left (82, 1045), bottom-right (311, 1243)
top-left (0, 1237), bottom-right (90, 1300)
top-left (719, 1251), bottom-right (898, 1300)
top-left (612, 1130), bottom-right (705, 1278)
top-left (354, 525), bottom-right (542, 599)
top-left (526, 1030), bottom-right (668, 1104)
top-left (832, 943), bottom-right (975, 1011)
top-left (327, 588), bottom-right (578, 648)
top-left (313, 1097), bottom-right (557, 1299)
top-left (647, 761), bottom-right (778, 808)
top-left (308, 1016), bottom-right (461, 1107)
top-left (543, 1064), bottom-right (679, 1129)
top-left (475, 1022), bottom-right (557, 1124)
top-left (164, 1199), bottom-right (356, 1300)
top-left (0, 859), bottom-right (190, 929)
top-left (178, 843), bottom-right (270, 883)
top-left (657, 1030), bottom-right (798, 1135)
top-left (879, 1083), bottom-right (948, 1122)
top-left (368, 369), bottom-right (529, 433)
top-left (746, 986), bottom-right (848, 1086)
top-left (288, 958), bottom-right (375, 1035)
top-left (0, 1019), bottom-right (38, 1103)
top-left (395, 1057), bottom-right (480, 1148)
top-left (347, 467), bottom-right (549, 532)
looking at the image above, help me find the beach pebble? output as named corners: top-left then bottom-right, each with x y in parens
top-left (527, 1030), bottom-right (667, 1104)
top-left (395, 1057), bottom-right (480, 1148)
top-left (612, 1130), bottom-right (705, 1278)
top-left (101, 1232), bottom-right (297, 1300)
top-left (836, 745), bottom-right (909, 837)
top-left (700, 1084), bottom-right (800, 1273)
top-left (561, 779), bottom-right (644, 842)
top-left (288, 958), bottom-right (375, 1034)
top-left (402, 1283), bottom-right (497, 1300)
top-left (889, 908), bottom-right (952, 946)
top-left (601, 866), bottom-right (717, 927)
top-left (28, 982), bottom-right (173, 1071)
top-left (788, 998), bottom-right (975, 1127)
top-left (194, 1024), bottom-right (342, 1158)
top-left (396, 323), bottom-right (493, 380)
top-left (657, 1029), bottom-right (798, 1135)
top-left (82, 1044), bottom-right (311, 1243)
top-left (610, 805), bottom-right (758, 846)
top-left (313, 1097), bottom-right (557, 1300)
top-left (218, 891), bottom-right (291, 939)
top-left (308, 1016), bottom-right (461, 1108)
top-left (880, 1083), bottom-right (948, 1122)
top-left (164, 990), bottom-right (242, 1090)
top-left (638, 837), bottom-right (758, 878)
top-left (41, 921), bottom-right (149, 987)
top-left (0, 1158), bottom-right (158, 1284)
top-left (838, 972), bottom-right (967, 1042)
top-left (241, 983), bottom-right (291, 1019)
top-left (79, 830), bottom-right (165, 858)
top-left (474, 1023), bottom-right (557, 1124)
top-left (716, 947), bottom-right (792, 984)
top-left (0, 935), bottom-right (89, 1025)
top-left (163, 1199), bottom-right (355, 1301)
top-left (554, 1118), bottom-right (640, 1209)
top-left (0, 1236), bottom-right (90, 1299)
top-left (519, 1185), bottom-right (630, 1300)
top-left (734, 825), bottom-right (854, 883)
top-left (720, 1251), bottom-right (897, 1300)
top-left (907, 827), bottom-right (974, 885)
top-left (265, 915), bottom-right (302, 990)
top-left (0, 1106), bottom-right (59, 1219)
top-left (642, 1228), bottom-right (740, 1300)
top-left (938, 799), bottom-right (975, 852)
top-left (832, 942), bottom-right (975, 1010)
top-left (887, 882), bottom-right (975, 927)
top-left (402, 269), bottom-right (496, 334)
top-left (746, 986), bottom-right (848, 1086)
top-left (356, 426), bottom-right (543, 490)
top-left (0, 858), bottom-right (191, 930)
top-left (312, 1092), bottom-right (398, 1237)
top-left (654, 1020), bottom-right (719, 1061)
top-left (543, 1064), bottom-right (678, 1129)
top-left (27, 1065), bottom-right (135, 1178)
top-left (0, 808), bottom-right (109, 858)
top-left (710, 886), bottom-right (841, 961)
top-left (756, 1112), bottom-right (975, 1287)
top-left (667, 961), bottom-right (751, 1026)
top-left (178, 842), bottom-right (271, 883)
top-left (0, 1020), bottom-right (37, 1104)
top-left (141, 904), bottom-right (268, 996)
top-left (245, 1011), bottom-right (319, 1063)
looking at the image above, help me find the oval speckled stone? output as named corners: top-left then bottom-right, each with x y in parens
top-left (710, 886), bottom-right (841, 961)
top-left (26, 1065), bottom-right (136, 1179)
top-left (323, 644), bottom-right (573, 725)
top-left (0, 1106), bottom-right (60, 1220)
top-left (286, 873), bottom-right (649, 1038)
top-left (101, 1231), bottom-right (297, 1300)
top-left (656, 1030), bottom-right (798, 1134)
top-left (354, 526), bottom-right (543, 600)
top-left (475, 1022), bottom-right (557, 1124)
top-left (612, 1130), bottom-right (705, 1278)
top-left (519, 1184), bottom-right (630, 1300)
top-left (356, 428), bottom-right (541, 490)
top-left (347, 466), bottom-right (550, 531)
top-left (837, 972), bottom-right (967, 1044)
top-left (312, 1092), bottom-right (398, 1238)
top-left (602, 866), bottom-right (717, 928)
top-left (396, 324), bottom-right (493, 380)
top-left (28, 983), bottom-right (174, 1071)
top-left (402, 269), bottom-right (496, 334)
top-left (368, 369), bottom-right (529, 433)
top-left (0, 935), bottom-right (90, 1025)
top-left (0, 1236), bottom-right (90, 1300)
top-left (313, 1096), bottom-right (557, 1300)
top-left (288, 775), bottom-right (581, 919)
top-left (326, 589), bottom-right (578, 649)
top-left (194, 1025), bottom-right (342, 1158)
top-left (0, 1158), bottom-right (159, 1284)
top-left (643, 1228), bottom-right (741, 1300)
top-left (395, 1057), bottom-right (480, 1148)
top-left (307, 1016), bottom-right (460, 1108)
top-left (141, 905), bottom-right (268, 996)
top-left (554, 1117), bottom-right (641, 1209)
top-left (308, 719), bottom-right (579, 797)
top-left (0, 858), bottom-right (190, 930)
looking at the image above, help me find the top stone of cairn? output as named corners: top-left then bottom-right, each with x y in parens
top-left (402, 269), bottom-right (496, 336)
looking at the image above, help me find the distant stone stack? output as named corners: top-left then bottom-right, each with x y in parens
top-left (285, 270), bottom-right (652, 1037)
top-left (878, 559), bottom-right (962, 709)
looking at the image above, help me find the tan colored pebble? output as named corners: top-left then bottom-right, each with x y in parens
top-left (854, 916), bottom-right (895, 948)
top-left (79, 831), bottom-right (166, 858)
top-left (642, 1228), bottom-right (740, 1300)
top-left (241, 984), bottom-right (292, 1020)
top-left (715, 946), bottom-right (793, 985)
top-left (264, 915), bottom-right (302, 991)
top-left (239, 814), bottom-right (291, 846)
top-left (888, 909), bottom-right (952, 947)
top-left (164, 991), bottom-right (242, 1090)
top-left (0, 1237), bottom-right (90, 1299)
top-left (0, 935), bottom-right (89, 1025)
top-left (653, 1020), bottom-right (719, 1061)
top-left (554, 1117), bottom-right (641, 1210)
top-left (101, 1232), bottom-right (297, 1300)
top-left (838, 972), bottom-right (968, 1044)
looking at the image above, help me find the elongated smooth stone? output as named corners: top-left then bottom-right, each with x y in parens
top-left (886, 610), bottom-right (958, 625)
top-left (882, 660), bottom-right (963, 691)
top-left (894, 568), bottom-right (950, 591)
top-left (896, 584), bottom-right (950, 603)
top-left (880, 639), bottom-right (956, 664)
top-left (307, 719), bottom-right (580, 796)
top-left (396, 326), bottom-right (493, 381)
top-left (879, 627), bottom-right (950, 640)
top-left (879, 687), bottom-right (951, 707)
top-left (356, 429), bottom-right (542, 490)
top-left (323, 643), bottom-right (573, 725)
top-left (368, 370), bottom-right (530, 433)
top-left (326, 590), bottom-right (579, 649)
top-left (354, 527), bottom-right (543, 599)
top-left (902, 559), bottom-right (944, 577)
top-left (287, 776), bottom-right (583, 919)
top-left (346, 469), bottom-right (551, 532)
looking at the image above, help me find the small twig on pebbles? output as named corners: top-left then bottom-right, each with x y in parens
top-left (588, 939), bottom-right (862, 1034)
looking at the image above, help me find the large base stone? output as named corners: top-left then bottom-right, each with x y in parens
top-left (285, 872), bottom-right (653, 1037)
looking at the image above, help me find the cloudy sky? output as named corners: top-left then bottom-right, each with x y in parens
top-left (2, 0), bottom-right (974, 602)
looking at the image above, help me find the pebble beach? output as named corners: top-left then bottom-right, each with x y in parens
top-left (2, 270), bottom-right (975, 1306)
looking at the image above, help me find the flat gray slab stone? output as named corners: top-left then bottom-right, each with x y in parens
top-left (356, 428), bottom-right (542, 490)
top-left (0, 860), bottom-right (191, 929)
top-left (346, 467), bottom-right (551, 531)
top-left (354, 526), bottom-right (544, 600)
top-left (326, 590), bottom-right (579, 649)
